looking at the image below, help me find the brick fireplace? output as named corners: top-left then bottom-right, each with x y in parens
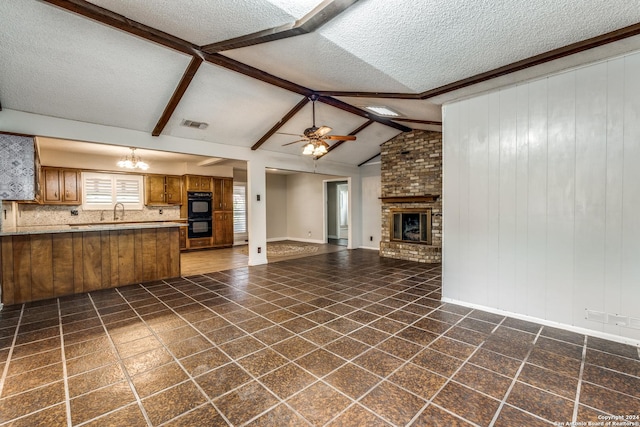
top-left (380, 130), bottom-right (442, 263)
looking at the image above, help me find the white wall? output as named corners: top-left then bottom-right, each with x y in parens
top-left (360, 163), bottom-right (382, 250)
top-left (443, 51), bottom-right (640, 344)
top-left (266, 174), bottom-right (288, 240)
top-left (285, 172), bottom-right (338, 243)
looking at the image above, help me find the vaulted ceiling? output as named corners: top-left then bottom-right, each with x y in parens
top-left (2, 0), bottom-right (640, 167)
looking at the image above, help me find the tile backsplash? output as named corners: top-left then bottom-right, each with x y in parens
top-left (16, 203), bottom-right (181, 226)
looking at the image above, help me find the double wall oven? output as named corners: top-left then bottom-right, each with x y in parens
top-left (187, 192), bottom-right (212, 239)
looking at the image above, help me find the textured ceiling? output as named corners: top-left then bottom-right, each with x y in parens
top-left (1, 0), bottom-right (640, 168)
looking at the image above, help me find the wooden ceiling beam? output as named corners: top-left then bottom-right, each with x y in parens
top-left (394, 118), bottom-right (442, 126)
top-left (357, 152), bottom-right (381, 167)
top-left (202, 0), bottom-right (359, 53)
top-left (316, 90), bottom-right (420, 99)
top-left (251, 97), bottom-right (310, 150)
top-left (152, 56), bottom-right (203, 136)
top-left (201, 53), bottom-right (313, 97)
top-left (325, 120), bottom-right (373, 155)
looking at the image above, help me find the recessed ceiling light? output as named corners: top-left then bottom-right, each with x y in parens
top-left (181, 119), bottom-right (209, 129)
top-left (364, 106), bottom-right (400, 117)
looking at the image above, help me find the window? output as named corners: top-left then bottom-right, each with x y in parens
top-left (233, 184), bottom-right (247, 234)
top-left (83, 172), bottom-right (144, 210)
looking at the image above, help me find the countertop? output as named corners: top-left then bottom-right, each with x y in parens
top-left (0, 221), bottom-right (187, 236)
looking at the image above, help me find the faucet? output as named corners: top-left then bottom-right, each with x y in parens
top-left (113, 203), bottom-right (125, 221)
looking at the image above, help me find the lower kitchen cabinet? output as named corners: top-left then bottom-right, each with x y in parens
top-left (179, 227), bottom-right (187, 250)
top-left (187, 237), bottom-right (212, 249)
top-left (0, 227), bottom-right (180, 305)
top-left (214, 211), bottom-right (233, 247)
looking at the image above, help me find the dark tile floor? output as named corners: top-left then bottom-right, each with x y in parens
top-left (1, 250), bottom-right (639, 426)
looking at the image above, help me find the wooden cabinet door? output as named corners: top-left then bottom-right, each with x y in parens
top-left (213, 178), bottom-right (233, 210)
top-left (62, 170), bottom-right (81, 203)
top-left (179, 227), bottom-right (187, 250)
top-left (223, 212), bottom-right (234, 244)
top-left (145, 175), bottom-right (166, 205)
top-left (42, 167), bottom-right (81, 204)
top-left (222, 179), bottom-right (233, 211)
top-left (214, 211), bottom-right (233, 246)
top-left (214, 212), bottom-right (225, 245)
top-left (200, 176), bottom-right (212, 191)
top-left (213, 212), bottom-right (226, 245)
top-left (43, 168), bottom-right (61, 203)
top-left (165, 175), bottom-right (182, 205)
top-left (186, 175), bottom-right (212, 193)
top-left (213, 178), bottom-right (223, 210)
top-left (185, 175), bottom-right (198, 191)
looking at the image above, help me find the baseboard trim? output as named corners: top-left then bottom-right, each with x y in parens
top-left (441, 297), bottom-right (640, 348)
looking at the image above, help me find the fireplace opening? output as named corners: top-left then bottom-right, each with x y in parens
top-left (390, 208), bottom-right (432, 245)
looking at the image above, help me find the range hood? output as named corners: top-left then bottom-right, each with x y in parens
top-left (0, 133), bottom-right (36, 200)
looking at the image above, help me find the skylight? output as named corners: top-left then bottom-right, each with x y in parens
top-left (365, 106), bottom-right (400, 117)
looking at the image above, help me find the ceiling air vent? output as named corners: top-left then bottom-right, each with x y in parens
top-left (181, 119), bottom-right (209, 130)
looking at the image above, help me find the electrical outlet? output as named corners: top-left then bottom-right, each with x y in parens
top-left (370, 236), bottom-right (373, 241)
top-left (70, 209), bottom-right (79, 216)
top-left (159, 208), bottom-right (163, 214)
top-left (308, 231), bottom-right (311, 237)
top-left (257, 247), bottom-right (261, 254)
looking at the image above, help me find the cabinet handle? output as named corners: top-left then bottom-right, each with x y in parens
top-left (65, 191), bottom-right (69, 197)
top-left (54, 192), bottom-right (57, 198)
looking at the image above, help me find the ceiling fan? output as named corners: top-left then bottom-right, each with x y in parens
top-left (280, 94), bottom-right (356, 157)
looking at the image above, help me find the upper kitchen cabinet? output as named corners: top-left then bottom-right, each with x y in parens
top-left (213, 177), bottom-right (233, 211)
top-left (41, 166), bottom-right (81, 205)
top-left (185, 175), bottom-right (212, 192)
top-left (145, 175), bottom-right (182, 206)
top-left (0, 133), bottom-right (36, 201)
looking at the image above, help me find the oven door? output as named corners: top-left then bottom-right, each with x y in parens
top-left (188, 218), bottom-right (212, 238)
top-left (187, 193), bottom-right (212, 218)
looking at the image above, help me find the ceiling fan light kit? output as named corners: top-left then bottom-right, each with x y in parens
top-left (281, 95), bottom-right (356, 157)
top-left (302, 140), bottom-right (329, 157)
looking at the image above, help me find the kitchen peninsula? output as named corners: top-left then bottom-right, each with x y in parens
top-left (0, 221), bottom-right (185, 306)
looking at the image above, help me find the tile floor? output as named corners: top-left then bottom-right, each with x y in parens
top-left (0, 250), bottom-right (639, 426)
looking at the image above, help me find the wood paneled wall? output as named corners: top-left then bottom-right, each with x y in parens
top-left (1, 227), bottom-right (180, 305)
top-left (442, 51), bottom-right (640, 342)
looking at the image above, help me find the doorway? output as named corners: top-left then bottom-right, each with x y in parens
top-left (326, 180), bottom-right (348, 246)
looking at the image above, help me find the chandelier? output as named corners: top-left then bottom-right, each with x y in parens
top-left (117, 147), bottom-right (149, 170)
top-left (302, 140), bottom-right (329, 157)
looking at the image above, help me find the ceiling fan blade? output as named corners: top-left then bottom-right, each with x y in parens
top-left (282, 139), bottom-right (308, 146)
top-left (324, 135), bottom-right (357, 141)
top-left (315, 126), bottom-right (332, 137)
top-left (276, 132), bottom-right (305, 137)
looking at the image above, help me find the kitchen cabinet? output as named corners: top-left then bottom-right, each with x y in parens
top-left (214, 211), bottom-right (233, 247)
top-left (185, 175), bottom-right (212, 192)
top-left (41, 167), bottom-right (81, 204)
top-left (213, 177), bottom-right (233, 211)
top-left (187, 237), bottom-right (213, 249)
top-left (0, 226), bottom-right (181, 305)
top-left (145, 175), bottom-right (182, 205)
top-left (179, 226), bottom-right (187, 250)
